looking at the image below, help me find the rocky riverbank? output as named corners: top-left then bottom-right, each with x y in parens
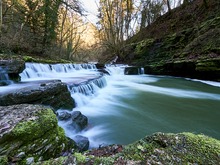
top-left (0, 104), bottom-right (76, 164)
top-left (30, 132), bottom-right (220, 165)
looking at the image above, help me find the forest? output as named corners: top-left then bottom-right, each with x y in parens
top-left (0, 0), bottom-right (209, 62)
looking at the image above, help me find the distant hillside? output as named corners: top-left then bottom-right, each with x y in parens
top-left (121, 0), bottom-right (220, 81)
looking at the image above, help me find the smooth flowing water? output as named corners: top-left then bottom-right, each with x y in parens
top-left (1, 63), bottom-right (220, 148)
top-left (67, 67), bottom-right (220, 147)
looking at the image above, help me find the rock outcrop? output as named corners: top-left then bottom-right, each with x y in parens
top-left (122, 1), bottom-right (220, 81)
top-left (124, 66), bottom-right (144, 75)
top-left (0, 80), bottom-right (75, 110)
top-left (0, 59), bottom-right (25, 81)
top-left (0, 104), bottom-right (76, 164)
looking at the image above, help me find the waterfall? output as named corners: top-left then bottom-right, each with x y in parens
top-left (105, 64), bottom-right (127, 75)
top-left (140, 67), bottom-right (145, 74)
top-left (20, 62), bottom-right (99, 81)
top-left (0, 67), bottom-right (9, 80)
top-left (69, 76), bottom-right (107, 96)
top-left (0, 67), bottom-right (12, 86)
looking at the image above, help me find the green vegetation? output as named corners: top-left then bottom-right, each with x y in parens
top-left (0, 156), bottom-right (8, 165)
top-left (31, 132), bottom-right (220, 164)
top-left (0, 54), bottom-right (72, 64)
top-left (121, 0), bottom-right (220, 81)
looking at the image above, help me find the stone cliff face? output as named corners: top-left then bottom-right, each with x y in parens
top-left (121, 0), bottom-right (220, 81)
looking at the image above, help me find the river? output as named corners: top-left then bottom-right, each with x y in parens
top-left (1, 63), bottom-right (220, 148)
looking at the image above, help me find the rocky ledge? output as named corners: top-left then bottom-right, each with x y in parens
top-left (0, 59), bottom-right (25, 81)
top-left (32, 132), bottom-right (220, 165)
top-left (0, 80), bottom-right (74, 110)
top-left (0, 104), bottom-right (76, 165)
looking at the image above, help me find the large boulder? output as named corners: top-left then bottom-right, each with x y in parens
top-left (0, 80), bottom-right (75, 110)
top-left (0, 104), bottom-right (76, 164)
top-left (0, 59), bottom-right (25, 81)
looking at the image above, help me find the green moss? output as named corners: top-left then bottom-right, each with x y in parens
top-left (74, 152), bottom-right (87, 163)
top-left (11, 109), bottom-right (57, 142)
top-left (33, 156), bottom-right (67, 165)
top-left (196, 59), bottom-right (220, 71)
top-left (23, 56), bottom-right (35, 62)
top-left (135, 38), bottom-right (155, 55)
top-left (22, 55), bottom-right (72, 64)
top-left (182, 132), bottom-right (220, 158)
top-left (94, 157), bottom-right (115, 165)
top-left (199, 17), bottom-right (220, 33)
top-left (27, 132), bottom-right (220, 164)
top-left (0, 107), bottom-right (74, 164)
top-left (0, 156), bottom-right (8, 165)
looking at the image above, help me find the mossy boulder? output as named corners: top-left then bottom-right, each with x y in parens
top-left (34, 132), bottom-right (220, 164)
top-left (0, 104), bottom-right (76, 164)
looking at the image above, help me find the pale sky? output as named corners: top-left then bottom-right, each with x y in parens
top-left (79, 0), bottom-right (99, 24)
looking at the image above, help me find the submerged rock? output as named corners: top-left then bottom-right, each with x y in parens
top-left (56, 111), bottom-right (72, 120)
top-left (71, 111), bottom-right (88, 130)
top-left (74, 135), bottom-right (90, 151)
top-left (0, 104), bottom-right (76, 164)
top-left (0, 80), bottom-right (75, 110)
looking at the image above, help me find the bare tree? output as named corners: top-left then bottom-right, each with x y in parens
top-left (97, 0), bottom-right (135, 56)
top-left (0, 0), bottom-right (2, 34)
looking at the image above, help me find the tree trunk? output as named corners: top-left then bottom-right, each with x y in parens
top-left (0, 0), bottom-right (2, 34)
top-left (167, 0), bottom-right (171, 13)
top-left (183, 0), bottom-right (189, 5)
top-left (203, 0), bottom-right (208, 8)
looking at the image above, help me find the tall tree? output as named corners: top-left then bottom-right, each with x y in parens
top-left (0, 0), bottom-right (2, 34)
top-left (140, 0), bottom-right (164, 29)
top-left (56, 0), bottom-right (85, 60)
top-left (97, 0), bottom-right (135, 56)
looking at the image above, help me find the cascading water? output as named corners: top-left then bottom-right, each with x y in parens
top-left (62, 64), bottom-right (220, 148)
top-left (20, 62), bottom-right (99, 81)
top-left (0, 66), bottom-right (12, 86)
top-left (1, 62), bottom-right (220, 149)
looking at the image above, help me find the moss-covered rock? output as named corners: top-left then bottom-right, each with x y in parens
top-left (34, 132), bottom-right (220, 164)
top-left (120, 132), bottom-right (220, 164)
top-left (0, 104), bottom-right (76, 164)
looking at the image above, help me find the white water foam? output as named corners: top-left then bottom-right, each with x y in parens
top-left (2, 63), bottom-right (220, 148)
top-left (20, 62), bottom-right (100, 82)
